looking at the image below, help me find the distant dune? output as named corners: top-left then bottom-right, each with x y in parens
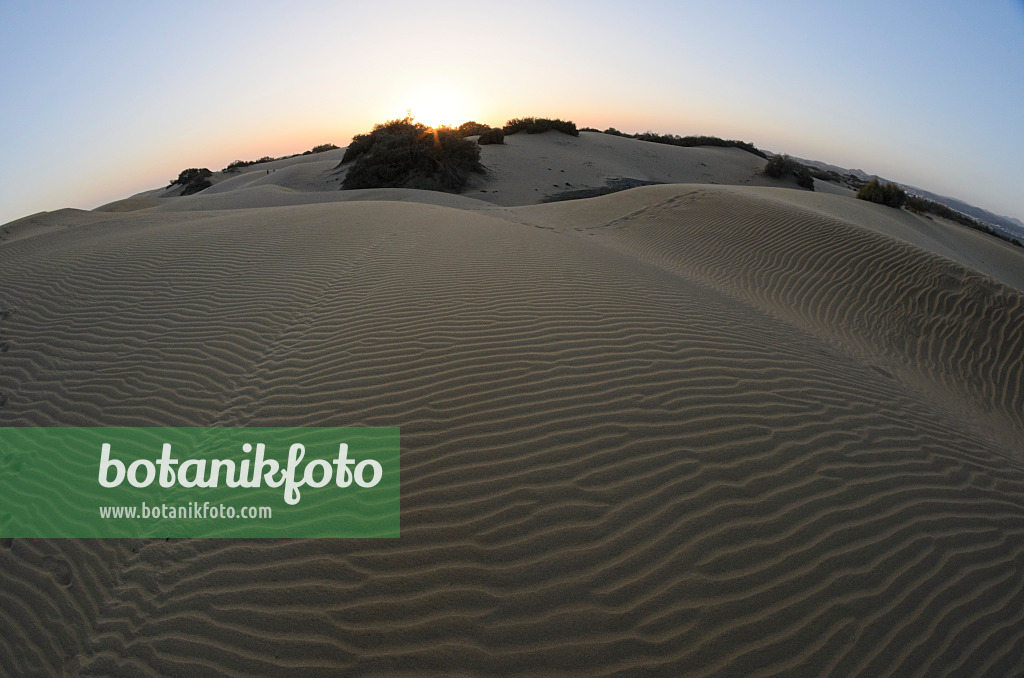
top-left (88, 130), bottom-right (800, 213)
top-left (2, 131), bottom-right (1023, 676)
top-left (791, 155), bottom-right (1024, 241)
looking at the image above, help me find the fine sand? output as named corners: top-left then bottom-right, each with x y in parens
top-left (2, 133), bottom-right (1024, 676)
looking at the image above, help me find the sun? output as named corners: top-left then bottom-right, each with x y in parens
top-left (406, 85), bottom-right (472, 129)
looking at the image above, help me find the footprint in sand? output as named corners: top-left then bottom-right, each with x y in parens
top-left (43, 555), bottom-right (74, 588)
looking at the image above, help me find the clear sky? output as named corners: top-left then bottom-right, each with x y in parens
top-left (2, 0), bottom-right (1022, 226)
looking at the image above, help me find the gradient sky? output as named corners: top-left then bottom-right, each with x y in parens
top-left (2, 0), bottom-right (1022, 226)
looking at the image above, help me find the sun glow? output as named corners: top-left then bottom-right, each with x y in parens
top-left (406, 85), bottom-right (474, 129)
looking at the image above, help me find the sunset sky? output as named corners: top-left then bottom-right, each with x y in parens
top-left (2, 0), bottom-right (1022, 226)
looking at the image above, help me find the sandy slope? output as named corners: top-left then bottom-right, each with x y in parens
top-left (2, 136), bottom-right (1024, 676)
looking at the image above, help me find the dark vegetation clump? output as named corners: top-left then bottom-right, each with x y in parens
top-left (809, 167), bottom-right (860, 187)
top-left (169, 168), bottom-right (212, 195)
top-left (591, 127), bottom-right (766, 158)
top-left (457, 121), bottom-right (493, 137)
top-left (762, 155), bottom-right (788, 179)
top-left (602, 127), bottom-right (631, 137)
top-left (907, 195), bottom-right (977, 225)
top-left (337, 117), bottom-right (484, 192)
top-left (845, 174), bottom-right (868, 190)
top-left (303, 143), bottom-right (339, 155)
top-left (224, 160), bottom-right (255, 172)
top-left (477, 128), bottom-right (505, 145)
top-left (856, 179), bottom-right (906, 208)
top-left (224, 156), bottom-right (275, 172)
top-left (763, 155), bottom-right (814, 189)
top-left (455, 121), bottom-right (505, 143)
top-left (634, 132), bottom-right (768, 159)
top-left (503, 117), bottom-right (579, 137)
top-left (340, 128), bottom-right (377, 163)
top-left (851, 180), bottom-right (1020, 248)
top-left (226, 145), bottom-right (338, 171)
top-left (909, 195), bottom-right (978, 227)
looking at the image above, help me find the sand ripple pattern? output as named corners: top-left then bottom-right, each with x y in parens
top-left (1, 193), bottom-right (1023, 676)
top-left (576, 187), bottom-right (1024, 450)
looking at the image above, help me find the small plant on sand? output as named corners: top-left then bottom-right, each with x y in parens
top-left (478, 128), bottom-right (505, 145)
top-left (763, 155), bottom-right (814, 190)
top-left (503, 117), bottom-right (579, 137)
top-left (856, 179), bottom-right (906, 208)
top-left (169, 167), bottom-right (212, 196)
top-left (337, 117), bottom-right (484, 192)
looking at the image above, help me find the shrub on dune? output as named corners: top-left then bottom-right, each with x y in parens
top-left (169, 167), bottom-right (212, 196)
top-left (856, 179), bottom-right (906, 208)
top-left (456, 121), bottom-right (493, 137)
top-left (337, 117), bottom-right (484, 192)
top-left (763, 154), bottom-right (814, 190)
top-left (478, 128), bottom-right (505, 145)
top-left (636, 132), bottom-right (768, 159)
top-left (224, 153), bottom-right (300, 172)
top-left (763, 155), bottom-right (789, 179)
top-left (340, 130), bottom-right (376, 164)
top-left (503, 117), bottom-right (579, 137)
top-left (598, 128), bottom-right (767, 158)
top-left (302, 143), bottom-right (339, 155)
top-left (224, 160), bottom-right (253, 172)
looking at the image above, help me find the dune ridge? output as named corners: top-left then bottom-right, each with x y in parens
top-left (2, 179), bottom-right (1023, 676)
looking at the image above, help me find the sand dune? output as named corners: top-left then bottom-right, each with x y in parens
top-left (468, 130), bottom-right (780, 205)
top-left (91, 131), bottom-right (789, 216)
top-left (2, 136), bottom-right (1024, 676)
